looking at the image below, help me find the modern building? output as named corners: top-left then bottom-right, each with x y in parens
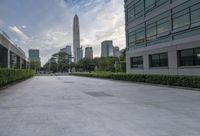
top-left (73, 14), bottom-right (80, 63)
top-left (60, 45), bottom-right (72, 62)
top-left (101, 40), bottom-right (113, 57)
top-left (85, 47), bottom-right (93, 59)
top-left (29, 49), bottom-right (40, 62)
top-left (113, 46), bottom-right (120, 57)
top-left (77, 47), bottom-right (83, 62)
top-left (60, 45), bottom-right (72, 56)
top-left (125, 0), bottom-right (200, 75)
top-left (0, 30), bottom-right (27, 69)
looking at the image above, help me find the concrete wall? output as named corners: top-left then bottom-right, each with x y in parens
top-left (126, 35), bottom-right (200, 76)
top-left (0, 32), bottom-right (27, 69)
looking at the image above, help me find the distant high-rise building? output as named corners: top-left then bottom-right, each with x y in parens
top-left (101, 40), bottom-right (113, 57)
top-left (77, 47), bottom-right (83, 62)
top-left (85, 47), bottom-right (93, 59)
top-left (113, 46), bottom-right (120, 57)
top-left (60, 45), bottom-right (72, 62)
top-left (29, 49), bottom-right (40, 62)
top-left (73, 14), bottom-right (80, 63)
top-left (60, 45), bottom-right (72, 55)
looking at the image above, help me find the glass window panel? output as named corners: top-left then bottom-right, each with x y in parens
top-left (180, 49), bottom-right (194, 66)
top-left (194, 48), bottom-right (200, 65)
top-left (156, 0), bottom-right (168, 6)
top-left (145, 0), bottom-right (155, 10)
top-left (147, 24), bottom-right (157, 39)
top-left (160, 53), bottom-right (168, 66)
top-left (173, 13), bottom-right (190, 30)
top-left (135, 28), bottom-right (145, 44)
top-left (135, 1), bottom-right (144, 18)
top-left (157, 21), bottom-right (170, 34)
top-left (150, 53), bottom-right (168, 67)
top-left (173, 8), bottom-right (189, 18)
top-left (151, 54), bottom-right (160, 67)
top-left (191, 8), bottom-right (200, 27)
top-left (127, 7), bottom-right (135, 22)
top-left (128, 31), bottom-right (135, 48)
top-left (131, 56), bottom-right (143, 68)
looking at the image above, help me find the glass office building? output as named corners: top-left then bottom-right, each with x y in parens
top-left (29, 49), bottom-right (40, 62)
top-left (101, 41), bottom-right (114, 57)
top-left (125, 0), bottom-right (200, 75)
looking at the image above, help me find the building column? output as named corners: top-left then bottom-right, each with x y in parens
top-left (7, 49), bottom-right (10, 68)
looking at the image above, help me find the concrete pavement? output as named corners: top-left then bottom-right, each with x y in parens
top-left (0, 76), bottom-right (200, 136)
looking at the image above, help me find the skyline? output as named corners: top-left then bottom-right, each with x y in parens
top-left (0, 0), bottom-right (125, 65)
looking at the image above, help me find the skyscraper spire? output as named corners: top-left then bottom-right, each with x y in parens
top-left (73, 14), bottom-right (80, 63)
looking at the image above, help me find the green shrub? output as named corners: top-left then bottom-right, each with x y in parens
top-left (70, 72), bottom-right (200, 88)
top-left (0, 69), bottom-right (35, 87)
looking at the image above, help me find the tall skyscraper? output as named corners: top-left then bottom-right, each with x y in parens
top-left (73, 14), bottom-right (80, 63)
top-left (101, 40), bottom-right (113, 57)
top-left (85, 47), bottom-right (93, 59)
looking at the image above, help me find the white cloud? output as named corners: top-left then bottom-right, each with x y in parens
top-left (9, 26), bottom-right (29, 41)
top-left (22, 25), bottom-right (27, 29)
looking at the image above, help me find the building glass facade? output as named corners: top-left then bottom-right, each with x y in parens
top-left (125, 0), bottom-right (200, 75)
top-left (101, 41), bottom-right (114, 57)
top-left (29, 49), bottom-right (40, 62)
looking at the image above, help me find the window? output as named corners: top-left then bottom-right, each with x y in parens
top-left (150, 52), bottom-right (168, 67)
top-left (135, 0), bottom-right (144, 18)
top-left (178, 48), bottom-right (200, 66)
top-left (135, 27), bottom-right (145, 45)
top-left (172, 1), bottom-right (200, 32)
top-left (127, 0), bottom-right (144, 23)
top-left (194, 48), bottom-right (200, 65)
top-left (127, 7), bottom-right (135, 22)
top-left (145, 0), bottom-right (168, 11)
top-left (191, 3), bottom-right (200, 27)
top-left (128, 31), bottom-right (135, 48)
top-left (173, 8), bottom-right (190, 31)
top-left (130, 56), bottom-right (143, 68)
top-left (146, 23), bottom-right (157, 40)
top-left (146, 11), bottom-right (171, 41)
top-left (157, 12), bottom-right (171, 35)
top-left (128, 24), bottom-right (145, 49)
top-left (145, 0), bottom-right (155, 11)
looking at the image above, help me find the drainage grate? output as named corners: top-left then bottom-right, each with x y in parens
top-left (85, 92), bottom-right (112, 97)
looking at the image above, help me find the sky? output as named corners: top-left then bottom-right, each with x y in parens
top-left (0, 0), bottom-right (125, 65)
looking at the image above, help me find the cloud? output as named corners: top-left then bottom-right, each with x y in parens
top-left (9, 26), bottom-right (29, 41)
top-left (21, 25), bottom-right (27, 29)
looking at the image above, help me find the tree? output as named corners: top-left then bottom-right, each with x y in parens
top-left (30, 60), bottom-right (41, 70)
top-left (76, 58), bottom-right (95, 72)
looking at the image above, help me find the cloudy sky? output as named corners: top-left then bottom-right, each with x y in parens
top-left (0, 0), bottom-right (125, 65)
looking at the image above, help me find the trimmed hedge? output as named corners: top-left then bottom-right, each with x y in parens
top-left (70, 72), bottom-right (200, 88)
top-left (0, 69), bottom-right (35, 87)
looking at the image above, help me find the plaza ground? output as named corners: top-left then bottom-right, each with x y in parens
top-left (0, 76), bottom-right (200, 136)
